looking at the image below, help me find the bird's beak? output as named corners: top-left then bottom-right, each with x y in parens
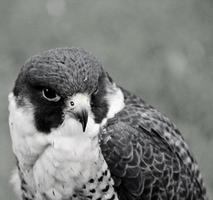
top-left (75, 109), bottom-right (88, 132)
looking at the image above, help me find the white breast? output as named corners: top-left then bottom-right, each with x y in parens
top-left (8, 85), bottom-right (125, 200)
top-left (8, 93), bottom-right (101, 200)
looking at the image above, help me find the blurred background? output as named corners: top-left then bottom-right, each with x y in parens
top-left (0, 0), bottom-right (212, 199)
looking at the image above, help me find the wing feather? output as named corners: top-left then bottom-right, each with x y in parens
top-left (100, 88), bottom-right (207, 199)
top-left (100, 121), bottom-right (177, 199)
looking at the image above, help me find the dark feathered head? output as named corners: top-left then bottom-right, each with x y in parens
top-left (12, 48), bottom-right (113, 133)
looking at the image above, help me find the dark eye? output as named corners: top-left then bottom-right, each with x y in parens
top-left (70, 101), bottom-right (75, 107)
top-left (42, 88), bottom-right (61, 102)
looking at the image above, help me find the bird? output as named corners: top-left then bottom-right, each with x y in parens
top-left (8, 47), bottom-right (208, 200)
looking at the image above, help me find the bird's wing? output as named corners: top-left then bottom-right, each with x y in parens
top-left (100, 120), bottom-right (178, 200)
top-left (100, 106), bottom-right (206, 199)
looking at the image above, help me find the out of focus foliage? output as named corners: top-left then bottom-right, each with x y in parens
top-left (0, 0), bottom-right (212, 199)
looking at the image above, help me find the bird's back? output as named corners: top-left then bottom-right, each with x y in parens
top-left (100, 88), bottom-right (208, 200)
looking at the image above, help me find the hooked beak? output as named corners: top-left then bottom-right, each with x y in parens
top-left (75, 110), bottom-right (88, 132)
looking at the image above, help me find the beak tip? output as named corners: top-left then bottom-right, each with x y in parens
top-left (82, 125), bottom-right (87, 133)
top-left (76, 110), bottom-right (88, 133)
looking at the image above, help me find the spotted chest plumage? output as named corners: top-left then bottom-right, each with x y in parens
top-left (71, 156), bottom-right (118, 200)
top-left (18, 152), bottom-right (118, 200)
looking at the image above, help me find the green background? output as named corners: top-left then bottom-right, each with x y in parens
top-left (0, 0), bottom-right (212, 199)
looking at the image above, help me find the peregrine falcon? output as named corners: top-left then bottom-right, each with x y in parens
top-left (9, 48), bottom-right (208, 200)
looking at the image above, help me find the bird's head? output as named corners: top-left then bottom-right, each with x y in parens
top-left (10, 48), bottom-right (124, 137)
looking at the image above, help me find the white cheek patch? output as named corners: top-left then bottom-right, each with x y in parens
top-left (8, 93), bottom-right (47, 165)
top-left (100, 85), bottom-right (125, 127)
top-left (106, 85), bottom-right (125, 119)
top-left (8, 93), bottom-right (36, 137)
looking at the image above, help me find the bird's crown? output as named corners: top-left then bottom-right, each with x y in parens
top-left (14, 47), bottom-right (105, 97)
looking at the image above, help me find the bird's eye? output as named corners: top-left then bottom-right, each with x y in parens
top-left (42, 88), bottom-right (61, 102)
top-left (70, 101), bottom-right (75, 107)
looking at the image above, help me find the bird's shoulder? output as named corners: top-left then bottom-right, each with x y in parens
top-left (99, 88), bottom-right (205, 199)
